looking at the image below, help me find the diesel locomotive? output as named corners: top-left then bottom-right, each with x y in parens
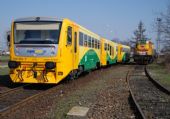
top-left (133, 40), bottom-right (155, 64)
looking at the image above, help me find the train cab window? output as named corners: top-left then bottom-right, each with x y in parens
top-left (88, 36), bottom-right (92, 47)
top-left (92, 38), bottom-right (95, 48)
top-left (67, 26), bottom-right (72, 45)
top-left (79, 32), bottom-right (83, 46)
top-left (95, 39), bottom-right (97, 49)
top-left (84, 34), bottom-right (87, 47)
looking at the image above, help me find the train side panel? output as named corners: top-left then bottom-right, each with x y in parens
top-left (78, 26), bottom-right (101, 71)
top-left (117, 44), bottom-right (130, 63)
top-left (117, 44), bottom-right (123, 62)
top-left (101, 38), bottom-right (107, 66)
top-left (101, 38), bottom-right (117, 66)
top-left (106, 40), bottom-right (117, 65)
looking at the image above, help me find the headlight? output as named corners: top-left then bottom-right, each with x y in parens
top-left (8, 61), bottom-right (20, 69)
top-left (45, 62), bottom-right (56, 69)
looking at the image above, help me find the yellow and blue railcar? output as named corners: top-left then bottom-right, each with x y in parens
top-left (101, 38), bottom-right (117, 66)
top-left (8, 17), bottom-right (101, 84)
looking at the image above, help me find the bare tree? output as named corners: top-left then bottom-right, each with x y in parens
top-left (159, 5), bottom-right (170, 52)
top-left (133, 21), bottom-right (147, 42)
top-left (129, 21), bottom-right (148, 49)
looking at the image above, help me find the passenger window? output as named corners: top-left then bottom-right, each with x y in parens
top-left (110, 46), bottom-right (112, 55)
top-left (74, 32), bottom-right (77, 53)
top-left (84, 34), bottom-right (87, 47)
top-left (79, 32), bottom-right (83, 46)
top-left (108, 44), bottom-right (110, 51)
top-left (95, 39), bottom-right (97, 49)
top-left (67, 26), bottom-right (72, 45)
top-left (98, 41), bottom-right (100, 49)
top-left (92, 38), bottom-right (95, 48)
top-left (104, 43), bottom-right (107, 51)
top-left (88, 36), bottom-right (91, 47)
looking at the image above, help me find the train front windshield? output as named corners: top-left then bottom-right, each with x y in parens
top-left (138, 40), bottom-right (146, 45)
top-left (14, 22), bottom-right (61, 44)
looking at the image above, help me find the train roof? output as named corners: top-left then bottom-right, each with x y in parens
top-left (77, 24), bottom-right (100, 39)
top-left (122, 44), bottom-right (130, 49)
top-left (14, 17), bottom-right (63, 22)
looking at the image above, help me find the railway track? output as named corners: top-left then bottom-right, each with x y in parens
top-left (0, 84), bottom-right (30, 97)
top-left (127, 65), bottom-right (170, 119)
top-left (0, 78), bottom-right (24, 94)
top-left (0, 84), bottom-right (55, 118)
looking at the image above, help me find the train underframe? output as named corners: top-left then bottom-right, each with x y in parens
top-left (134, 55), bottom-right (154, 64)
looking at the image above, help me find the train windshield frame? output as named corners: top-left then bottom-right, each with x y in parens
top-left (14, 21), bottom-right (62, 44)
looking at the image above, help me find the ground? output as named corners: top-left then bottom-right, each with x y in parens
top-left (0, 65), bottom-right (136, 119)
top-left (0, 67), bottom-right (9, 75)
top-left (2, 62), bottom-right (169, 119)
top-left (50, 65), bottom-right (135, 119)
top-left (0, 55), bottom-right (9, 62)
top-left (0, 55), bottom-right (9, 75)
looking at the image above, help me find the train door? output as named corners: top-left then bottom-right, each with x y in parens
top-left (72, 25), bottom-right (79, 70)
top-left (66, 24), bottom-right (78, 77)
top-left (100, 39), bottom-right (103, 65)
top-left (66, 25), bottom-right (74, 71)
top-left (117, 44), bottom-right (122, 62)
top-left (101, 39), bottom-right (107, 66)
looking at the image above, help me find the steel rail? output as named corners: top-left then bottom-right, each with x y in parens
top-left (126, 70), bottom-right (146, 119)
top-left (145, 66), bottom-right (170, 95)
top-left (0, 84), bottom-right (57, 117)
top-left (0, 84), bottom-right (30, 98)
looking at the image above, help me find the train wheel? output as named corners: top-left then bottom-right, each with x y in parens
top-left (96, 62), bottom-right (100, 69)
top-left (65, 70), bottom-right (79, 82)
top-left (107, 61), bottom-right (110, 66)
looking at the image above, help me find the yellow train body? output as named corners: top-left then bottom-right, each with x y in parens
top-left (101, 38), bottom-right (117, 66)
top-left (117, 44), bottom-right (130, 63)
top-left (8, 17), bottom-right (130, 84)
top-left (9, 19), bottom-right (76, 83)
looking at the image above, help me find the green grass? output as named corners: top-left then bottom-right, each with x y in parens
top-left (148, 63), bottom-right (170, 88)
top-left (0, 67), bottom-right (9, 75)
top-left (0, 55), bottom-right (9, 62)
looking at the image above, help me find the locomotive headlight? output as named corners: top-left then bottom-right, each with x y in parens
top-left (8, 61), bottom-right (20, 69)
top-left (45, 62), bottom-right (56, 69)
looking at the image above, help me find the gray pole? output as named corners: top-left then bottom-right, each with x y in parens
top-left (157, 18), bottom-right (161, 54)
